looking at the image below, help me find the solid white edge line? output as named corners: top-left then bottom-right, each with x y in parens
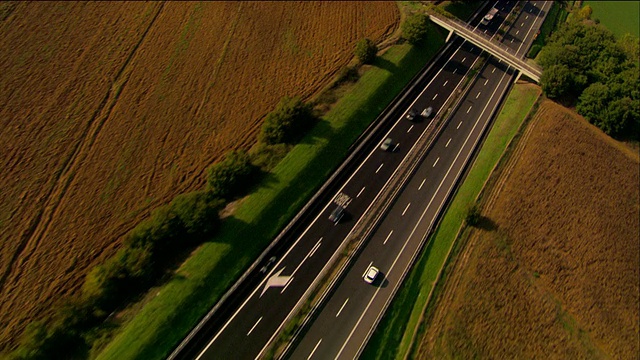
top-left (198, 13), bottom-right (492, 359)
top-left (335, 61), bottom-right (511, 360)
top-left (253, 35), bottom-right (480, 360)
top-left (280, 276), bottom-right (294, 294)
top-left (308, 239), bottom-right (322, 258)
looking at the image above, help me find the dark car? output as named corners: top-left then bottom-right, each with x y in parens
top-left (405, 109), bottom-right (417, 121)
top-left (259, 256), bottom-right (277, 274)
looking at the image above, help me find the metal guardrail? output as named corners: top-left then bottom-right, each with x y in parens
top-left (429, 14), bottom-right (542, 82)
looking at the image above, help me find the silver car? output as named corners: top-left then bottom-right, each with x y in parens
top-left (380, 137), bottom-right (393, 151)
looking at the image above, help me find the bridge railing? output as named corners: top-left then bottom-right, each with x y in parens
top-left (429, 14), bottom-right (542, 81)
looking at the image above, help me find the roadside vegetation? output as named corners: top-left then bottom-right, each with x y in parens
top-left (0, 2), bottom-right (400, 355)
top-left (443, 1), bottom-right (484, 21)
top-left (362, 83), bottom-right (541, 360)
top-left (92, 14), bottom-right (445, 360)
top-left (538, 5), bottom-right (639, 140)
top-left (527, 1), bottom-right (571, 58)
top-left (416, 99), bottom-right (639, 359)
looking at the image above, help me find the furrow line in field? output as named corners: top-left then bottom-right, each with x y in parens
top-left (193, 2), bottom-right (243, 121)
top-left (0, 2), bottom-right (166, 293)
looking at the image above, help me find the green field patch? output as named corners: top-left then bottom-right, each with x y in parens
top-left (97, 30), bottom-right (445, 360)
top-left (585, 1), bottom-right (640, 38)
top-left (361, 83), bottom-right (541, 360)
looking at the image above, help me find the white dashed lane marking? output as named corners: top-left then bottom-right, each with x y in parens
top-left (336, 298), bottom-right (349, 317)
top-left (384, 230), bottom-right (393, 244)
top-left (402, 203), bottom-right (411, 216)
top-left (247, 317), bottom-right (262, 336)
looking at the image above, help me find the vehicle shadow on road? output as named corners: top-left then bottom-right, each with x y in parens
top-left (378, 275), bottom-right (390, 288)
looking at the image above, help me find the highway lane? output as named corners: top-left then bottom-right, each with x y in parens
top-left (289, 57), bottom-right (514, 360)
top-left (194, 41), bottom-right (480, 360)
top-left (185, 6), bottom-right (507, 359)
top-left (171, 34), bottom-right (469, 360)
top-left (286, 1), bottom-right (552, 359)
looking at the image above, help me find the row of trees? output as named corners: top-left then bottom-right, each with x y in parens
top-left (13, 189), bottom-right (225, 359)
top-left (538, 9), bottom-right (639, 139)
top-left (354, 12), bottom-right (432, 66)
top-left (13, 96), bottom-right (318, 359)
top-left (11, 11), bottom-right (438, 359)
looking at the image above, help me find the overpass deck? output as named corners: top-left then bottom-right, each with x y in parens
top-left (429, 13), bottom-right (543, 82)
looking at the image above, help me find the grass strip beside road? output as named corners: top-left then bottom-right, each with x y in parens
top-left (97, 31), bottom-right (444, 360)
top-left (361, 83), bottom-right (541, 360)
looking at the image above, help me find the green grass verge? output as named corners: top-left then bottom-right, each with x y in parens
top-left (528, 2), bottom-right (569, 58)
top-left (585, 1), bottom-right (640, 38)
top-left (443, 0), bottom-right (484, 21)
top-left (96, 31), bottom-right (445, 360)
top-left (361, 83), bottom-right (541, 360)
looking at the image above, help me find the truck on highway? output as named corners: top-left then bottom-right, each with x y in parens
top-left (480, 7), bottom-right (498, 25)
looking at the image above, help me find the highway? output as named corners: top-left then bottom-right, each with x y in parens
top-left (171, 1), bottom-right (550, 359)
top-left (286, 1), bottom-right (551, 359)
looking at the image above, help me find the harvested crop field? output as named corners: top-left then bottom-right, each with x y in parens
top-left (416, 99), bottom-right (639, 359)
top-left (0, 1), bottom-right (399, 350)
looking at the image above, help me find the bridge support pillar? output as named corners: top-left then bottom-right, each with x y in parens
top-left (514, 71), bottom-right (522, 83)
top-left (445, 29), bottom-right (454, 42)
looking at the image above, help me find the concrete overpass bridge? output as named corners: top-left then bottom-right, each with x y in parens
top-left (429, 13), bottom-right (543, 82)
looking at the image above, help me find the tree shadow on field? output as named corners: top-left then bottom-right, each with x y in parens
top-left (297, 117), bottom-right (335, 146)
top-left (476, 215), bottom-right (498, 232)
top-left (373, 56), bottom-right (400, 74)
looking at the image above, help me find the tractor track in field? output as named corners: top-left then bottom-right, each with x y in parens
top-left (0, 2), bottom-right (166, 294)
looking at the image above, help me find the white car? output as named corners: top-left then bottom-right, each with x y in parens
top-left (380, 138), bottom-right (393, 151)
top-left (364, 265), bottom-right (379, 284)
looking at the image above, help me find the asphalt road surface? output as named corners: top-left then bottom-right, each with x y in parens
top-left (172, 1), bottom-right (551, 359)
top-left (286, 1), bottom-right (551, 359)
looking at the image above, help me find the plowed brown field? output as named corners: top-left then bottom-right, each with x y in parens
top-left (0, 1), bottom-right (399, 350)
top-left (417, 100), bottom-right (639, 359)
